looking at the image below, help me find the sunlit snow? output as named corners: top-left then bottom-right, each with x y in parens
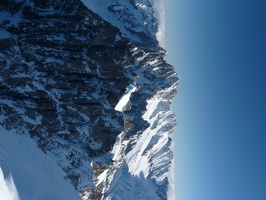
top-left (115, 84), bottom-right (136, 112)
top-left (0, 167), bottom-right (20, 200)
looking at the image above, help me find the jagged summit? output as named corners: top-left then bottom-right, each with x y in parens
top-left (0, 0), bottom-right (178, 199)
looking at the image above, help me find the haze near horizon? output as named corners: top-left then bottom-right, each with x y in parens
top-left (165, 0), bottom-right (266, 200)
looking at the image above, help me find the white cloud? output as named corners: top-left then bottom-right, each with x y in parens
top-left (167, 139), bottom-right (176, 200)
top-left (153, 0), bottom-right (166, 49)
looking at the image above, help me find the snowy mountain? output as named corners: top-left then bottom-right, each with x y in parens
top-left (0, 0), bottom-right (178, 199)
top-left (81, 0), bottom-right (161, 46)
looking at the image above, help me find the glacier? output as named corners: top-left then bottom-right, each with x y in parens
top-left (0, 0), bottom-right (178, 199)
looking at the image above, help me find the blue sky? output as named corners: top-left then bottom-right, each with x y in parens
top-left (165, 0), bottom-right (266, 200)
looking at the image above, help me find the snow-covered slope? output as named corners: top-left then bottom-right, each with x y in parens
top-left (0, 128), bottom-right (81, 200)
top-left (0, 0), bottom-right (178, 199)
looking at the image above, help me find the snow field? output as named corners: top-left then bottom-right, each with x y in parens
top-left (0, 129), bottom-right (81, 200)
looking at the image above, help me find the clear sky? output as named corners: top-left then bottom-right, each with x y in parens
top-left (165, 0), bottom-right (266, 200)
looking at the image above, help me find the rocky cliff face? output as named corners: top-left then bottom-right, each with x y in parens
top-left (0, 0), bottom-right (178, 199)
